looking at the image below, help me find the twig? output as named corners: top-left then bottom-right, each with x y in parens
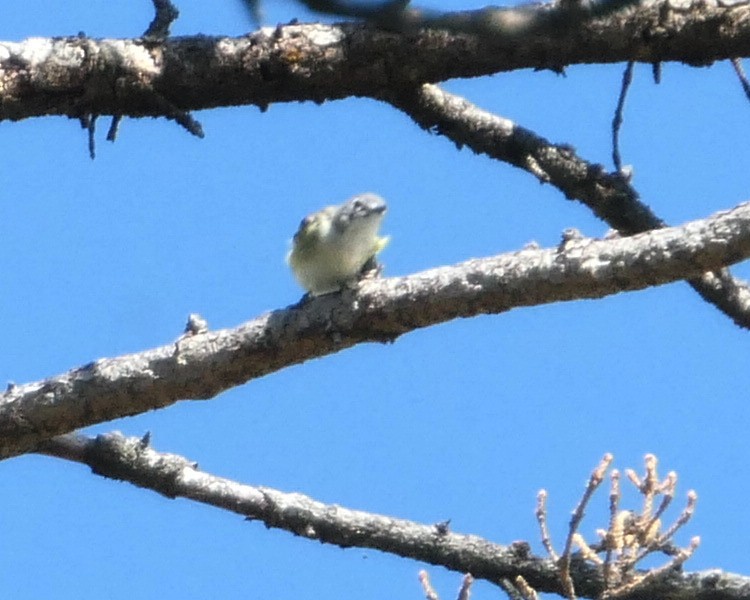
top-left (536, 490), bottom-right (559, 561)
top-left (499, 578), bottom-right (525, 600)
top-left (602, 469), bottom-right (621, 586)
top-left (559, 454), bottom-right (614, 599)
top-left (639, 470), bottom-right (676, 553)
top-left (239, 0), bottom-right (266, 28)
top-left (612, 61), bottom-right (634, 172)
top-left (106, 115), bottom-right (122, 142)
top-left (514, 576), bottom-right (539, 600)
top-left (457, 574), bottom-right (474, 600)
top-left (144, 88), bottom-right (204, 138)
top-left (87, 113), bottom-right (97, 159)
top-left (655, 490), bottom-right (698, 546)
top-left (420, 571), bottom-right (440, 600)
top-left (731, 58), bottom-right (750, 102)
top-left (652, 62), bottom-right (662, 84)
top-left (144, 0), bottom-right (180, 39)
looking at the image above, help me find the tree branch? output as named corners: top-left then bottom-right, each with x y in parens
top-left (389, 83), bottom-right (662, 232)
top-left (2, 1), bottom-right (750, 122)
top-left (4, 200), bottom-right (750, 459)
top-left (37, 431), bottom-right (750, 600)
top-left (388, 83), bottom-right (750, 328)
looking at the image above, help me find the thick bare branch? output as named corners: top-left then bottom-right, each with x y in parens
top-left (2, 1), bottom-right (750, 122)
top-left (389, 84), bottom-right (750, 328)
top-left (38, 431), bottom-right (750, 600)
top-left (3, 201), bottom-right (750, 459)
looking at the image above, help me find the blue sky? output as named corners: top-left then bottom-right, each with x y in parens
top-left (2, 1), bottom-right (750, 598)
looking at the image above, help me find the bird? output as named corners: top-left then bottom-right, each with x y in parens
top-left (287, 193), bottom-right (390, 296)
